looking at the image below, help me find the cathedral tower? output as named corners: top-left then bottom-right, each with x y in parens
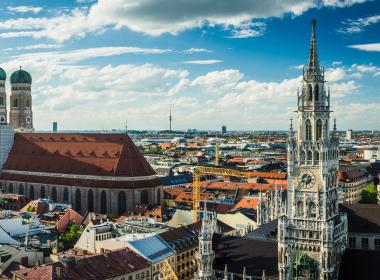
top-left (9, 67), bottom-right (33, 132)
top-left (277, 20), bottom-right (347, 280)
top-left (196, 205), bottom-right (217, 280)
top-left (0, 67), bottom-right (6, 124)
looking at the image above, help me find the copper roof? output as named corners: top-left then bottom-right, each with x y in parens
top-left (1, 133), bottom-right (160, 189)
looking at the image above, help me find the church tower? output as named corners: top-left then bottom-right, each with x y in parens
top-left (0, 67), bottom-right (7, 124)
top-left (9, 67), bottom-right (33, 132)
top-left (278, 20), bottom-right (347, 280)
top-left (196, 205), bottom-right (217, 280)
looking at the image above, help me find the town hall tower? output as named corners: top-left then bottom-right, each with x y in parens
top-left (277, 20), bottom-right (348, 280)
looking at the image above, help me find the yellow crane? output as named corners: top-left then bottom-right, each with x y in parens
top-left (215, 143), bottom-right (219, 166)
top-left (160, 259), bottom-right (178, 280)
top-left (192, 166), bottom-right (250, 220)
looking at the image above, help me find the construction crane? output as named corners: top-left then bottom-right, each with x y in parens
top-left (192, 166), bottom-right (250, 220)
top-left (160, 259), bottom-right (178, 280)
top-left (215, 143), bottom-right (219, 166)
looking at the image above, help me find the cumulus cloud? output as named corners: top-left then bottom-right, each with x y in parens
top-left (0, 0), bottom-right (372, 42)
top-left (7, 6), bottom-right (43, 14)
top-left (348, 43), bottom-right (380, 52)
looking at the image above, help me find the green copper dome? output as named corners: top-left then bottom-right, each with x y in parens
top-left (10, 68), bottom-right (32, 84)
top-left (0, 67), bottom-right (6, 81)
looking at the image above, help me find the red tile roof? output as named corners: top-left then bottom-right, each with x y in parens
top-left (1, 133), bottom-right (160, 189)
top-left (13, 248), bottom-right (150, 280)
top-left (234, 197), bottom-right (260, 209)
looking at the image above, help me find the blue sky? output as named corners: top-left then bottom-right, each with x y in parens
top-left (0, 0), bottom-right (379, 131)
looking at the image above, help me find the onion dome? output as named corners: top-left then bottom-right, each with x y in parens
top-left (10, 67), bottom-right (32, 84)
top-left (0, 67), bottom-right (6, 81)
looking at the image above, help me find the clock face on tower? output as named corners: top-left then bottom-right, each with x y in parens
top-left (26, 116), bottom-right (31, 124)
top-left (0, 116), bottom-right (5, 123)
top-left (298, 170), bottom-right (316, 189)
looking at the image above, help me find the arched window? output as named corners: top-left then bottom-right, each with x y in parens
top-left (26, 99), bottom-right (30, 107)
top-left (100, 191), bottom-right (107, 214)
top-left (88, 189), bottom-right (94, 212)
top-left (315, 85), bottom-right (319, 101)
top-left (51, 187), bottom-right (57, 202)
top-left (87, 190), bottom-right (94, 212)
top-left (308, 84), bottom-right (312, 101)
top-left (13, 99), bottom-right (18, 107)
top-left (305, 119), bottom-right (312, 141)
top-left (19, 184), bottom-right (24, 195)
top-left (141, 190), bottom-right (149, 205)
top-left (308, 202), bottom-right (317, 218)
top-left (314, 151), bottom-right (320, 165)
top-left (8, 183), bottom-right (13, 193)
top-left (118, 191), bottom-right (127, 215)
top-left (40, 186), bottom-right (46, 199)
top-left (300, 151), bottom-right (306, 165)
top-left (75, 189), bottom-right (81, 212)
top-left (0, 97), bottom-right (3, 106)
top-left (316, 119), bottom-right (322, 140)
top-left (307, 151), bottom-right (313, 165)
top-left (29, 185), bottom-right (34, 200)
top-left (297, 201), bottom-right (304, 217)
top-left (63, 188), bottom-right (69, 202)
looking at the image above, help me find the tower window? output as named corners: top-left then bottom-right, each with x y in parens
top-left (13, 99), bottom-right (18, 107)
top-left (315, 85), bottom-right (319, 101)
top-left (308, 84), bottom-right (312, 101)
top-left (297, 201), bottom-right (304, 217)
top-left (308, 202), bottom-right (317, 218)
top-left (26, 99), bottom-right (30, 107)
top-left (316, 119), bottom-right (322, 140)
top-left (0, 96), bottom-right (3, 106)
top-left (305, 119), bottom-right (312, 141)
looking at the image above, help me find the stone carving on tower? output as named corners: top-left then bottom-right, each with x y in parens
top-left (196, 205), bottom-right (217, 280)
top-left (277, 20), bottom-right (347, 280)
top-left (9, 67), bottom-right (34, 132)
top-left (0, 67), bottom-right (6, 124)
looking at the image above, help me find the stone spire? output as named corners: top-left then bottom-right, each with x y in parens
top-left (306, 19), bottom-right (322, 79)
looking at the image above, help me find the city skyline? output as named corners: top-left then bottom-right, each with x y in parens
top-left (0, 0), bottom-right (379, 131)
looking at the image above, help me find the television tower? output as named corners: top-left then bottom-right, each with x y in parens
top-left (169, 107), bottom-right (172, 132)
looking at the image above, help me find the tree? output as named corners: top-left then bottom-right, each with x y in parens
top-left (359, 183), bottom-right (378, 204)
top-left (59, 223), bottom-right (82, 250)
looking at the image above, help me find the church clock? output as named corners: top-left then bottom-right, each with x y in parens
top-left (298, 171), bottom-right (315, 189)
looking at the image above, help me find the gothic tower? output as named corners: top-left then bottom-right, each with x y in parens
top-left (0, 67), bottom-right (6, 124)
top-left (277, 20), bottom-right (347, 280)
top-left (9, 67), bottom-right (33, 132)
top-left (196, 205), bottom-right (217, 280)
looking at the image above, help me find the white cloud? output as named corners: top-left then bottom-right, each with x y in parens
top-left (226, 21), bottom-right (266, 39)
top-left (4, 44), bottom-right (62, 51)
top-left (7, 6), bottom-right (43, 14)
top-left (183, 48), bottom-right (212, 54)
top-left (338, 14), bottom-right (380, 34)
top-left (182, 60), bottom-right (222, 65)
top-left (0, 0), bottom-right (372, 42)
top-left (348, 43), bottom-right (380, 52)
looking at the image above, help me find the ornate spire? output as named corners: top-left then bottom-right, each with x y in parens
top-left (306, 19), bottom-right (321, 78)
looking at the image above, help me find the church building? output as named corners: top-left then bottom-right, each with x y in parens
top-left (0, 67), bottom-right (162, 215)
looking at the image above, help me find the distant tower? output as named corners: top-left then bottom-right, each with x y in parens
top-left (0, 67), bottom-right (6, 124)
top-left (222, 125), bottom-right (227, 134)
top-left (196, 205), bottom-right (217, 280)
top-left (169, 108), bottom-right (172, 132)
top-left (346, 129), bottom-right (353, 142)
top-left (9, 67), bottom-right (33, 132)
top-left (278, 19), bottom-right (347, 280)
top-left (52, 122), bottom-right (58, 133)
